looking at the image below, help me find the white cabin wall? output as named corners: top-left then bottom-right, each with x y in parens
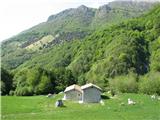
top-left (64, 90), bottom-right (82, 101)
top-left (82, 87), bottom-right (101, 103)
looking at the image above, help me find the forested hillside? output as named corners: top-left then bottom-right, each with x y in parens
top-left (1, 2), bottom-right (160, 96)
top-left (1, 1), bottom-right (154, 70)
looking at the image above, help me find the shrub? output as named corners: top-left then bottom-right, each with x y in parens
top-left (14, 87), bottom-right (33, 96)
top-left (109, 73), bottom-right (138, 94)
top-left (34, 74), bottom-right (53, 95)
top-left (9, 90), bottom-right (15, 96)
top-left (139, 72), bottom-right (160, 95)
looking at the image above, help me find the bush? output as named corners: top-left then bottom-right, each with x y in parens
top-left (14, 87), bottom-right (33, 96)
top-left (109, 73), bottom-right (138, 94)
top-left (139, 72), bottom-right (160, 95)
top-left (34, 74), bottom-right (53, 95)
top-left (9, 90), bottom-right (15, 96)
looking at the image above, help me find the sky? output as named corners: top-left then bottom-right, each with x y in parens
top-left (0, 0), bottom-right (159, 41)
top-left (0, 0), bottom-right (114, 41)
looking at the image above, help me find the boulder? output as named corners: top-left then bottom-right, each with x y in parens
top-left (46, 93), bottom-right (52, 98)
top-left (55, 100), bottom-right (63, 107)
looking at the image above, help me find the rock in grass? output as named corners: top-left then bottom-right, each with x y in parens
top-left (55, 100), bottom-right (63, 107)
top-left (46, 93), bottom-right (53, 98)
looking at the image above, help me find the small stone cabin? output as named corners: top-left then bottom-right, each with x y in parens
top-left (63, 83), bottom-right (102, 103)
top-left (81, 83), bottom-right (102, 103)
top-left (63, 84), bottom-right (82, 101)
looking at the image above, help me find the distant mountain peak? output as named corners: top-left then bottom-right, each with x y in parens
top-left (78, 5), bottom-right (88, 9)
top-left (77, 5), bottom-right (89, 11)
top-left (98, 4), bottom-right (111, 11)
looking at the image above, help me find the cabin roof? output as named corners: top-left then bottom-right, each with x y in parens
top-left (64, 84), bottom-right (82, 93)
top-left (81, 83), bottom-right (102, 91)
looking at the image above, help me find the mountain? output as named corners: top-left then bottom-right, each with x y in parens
top-left (1, 1), bottom-right (160, 96)
top-left (1, 1), bottom-right (155, 70)
top-left (14, 4), bottom-right (160, 77)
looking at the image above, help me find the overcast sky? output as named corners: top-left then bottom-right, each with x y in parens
top-left (0, 0), bottom-right (159, 41)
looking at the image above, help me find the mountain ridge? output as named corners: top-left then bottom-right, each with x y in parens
top-left (1, 1), bottom-right (156, 71)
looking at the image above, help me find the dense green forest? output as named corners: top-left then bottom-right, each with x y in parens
top-left (1, 2), bottom-right (160, 96)
top-left (1, 1), bottom-right (154, 70)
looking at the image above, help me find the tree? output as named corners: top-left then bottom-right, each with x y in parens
top-left (1, 68), bottom-right (13, 95)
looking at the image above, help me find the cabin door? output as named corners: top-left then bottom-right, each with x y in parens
top-left (77, 93), bottom-right (82, 101)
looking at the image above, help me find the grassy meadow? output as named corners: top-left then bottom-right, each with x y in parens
top-left (1, 93), bottom-right (160, 120)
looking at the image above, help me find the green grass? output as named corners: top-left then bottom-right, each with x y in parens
top-left (1, 93), bottom-right (160, 120)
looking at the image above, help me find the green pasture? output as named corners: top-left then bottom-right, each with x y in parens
top-left (1, 93), bottom-right (160, 120)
